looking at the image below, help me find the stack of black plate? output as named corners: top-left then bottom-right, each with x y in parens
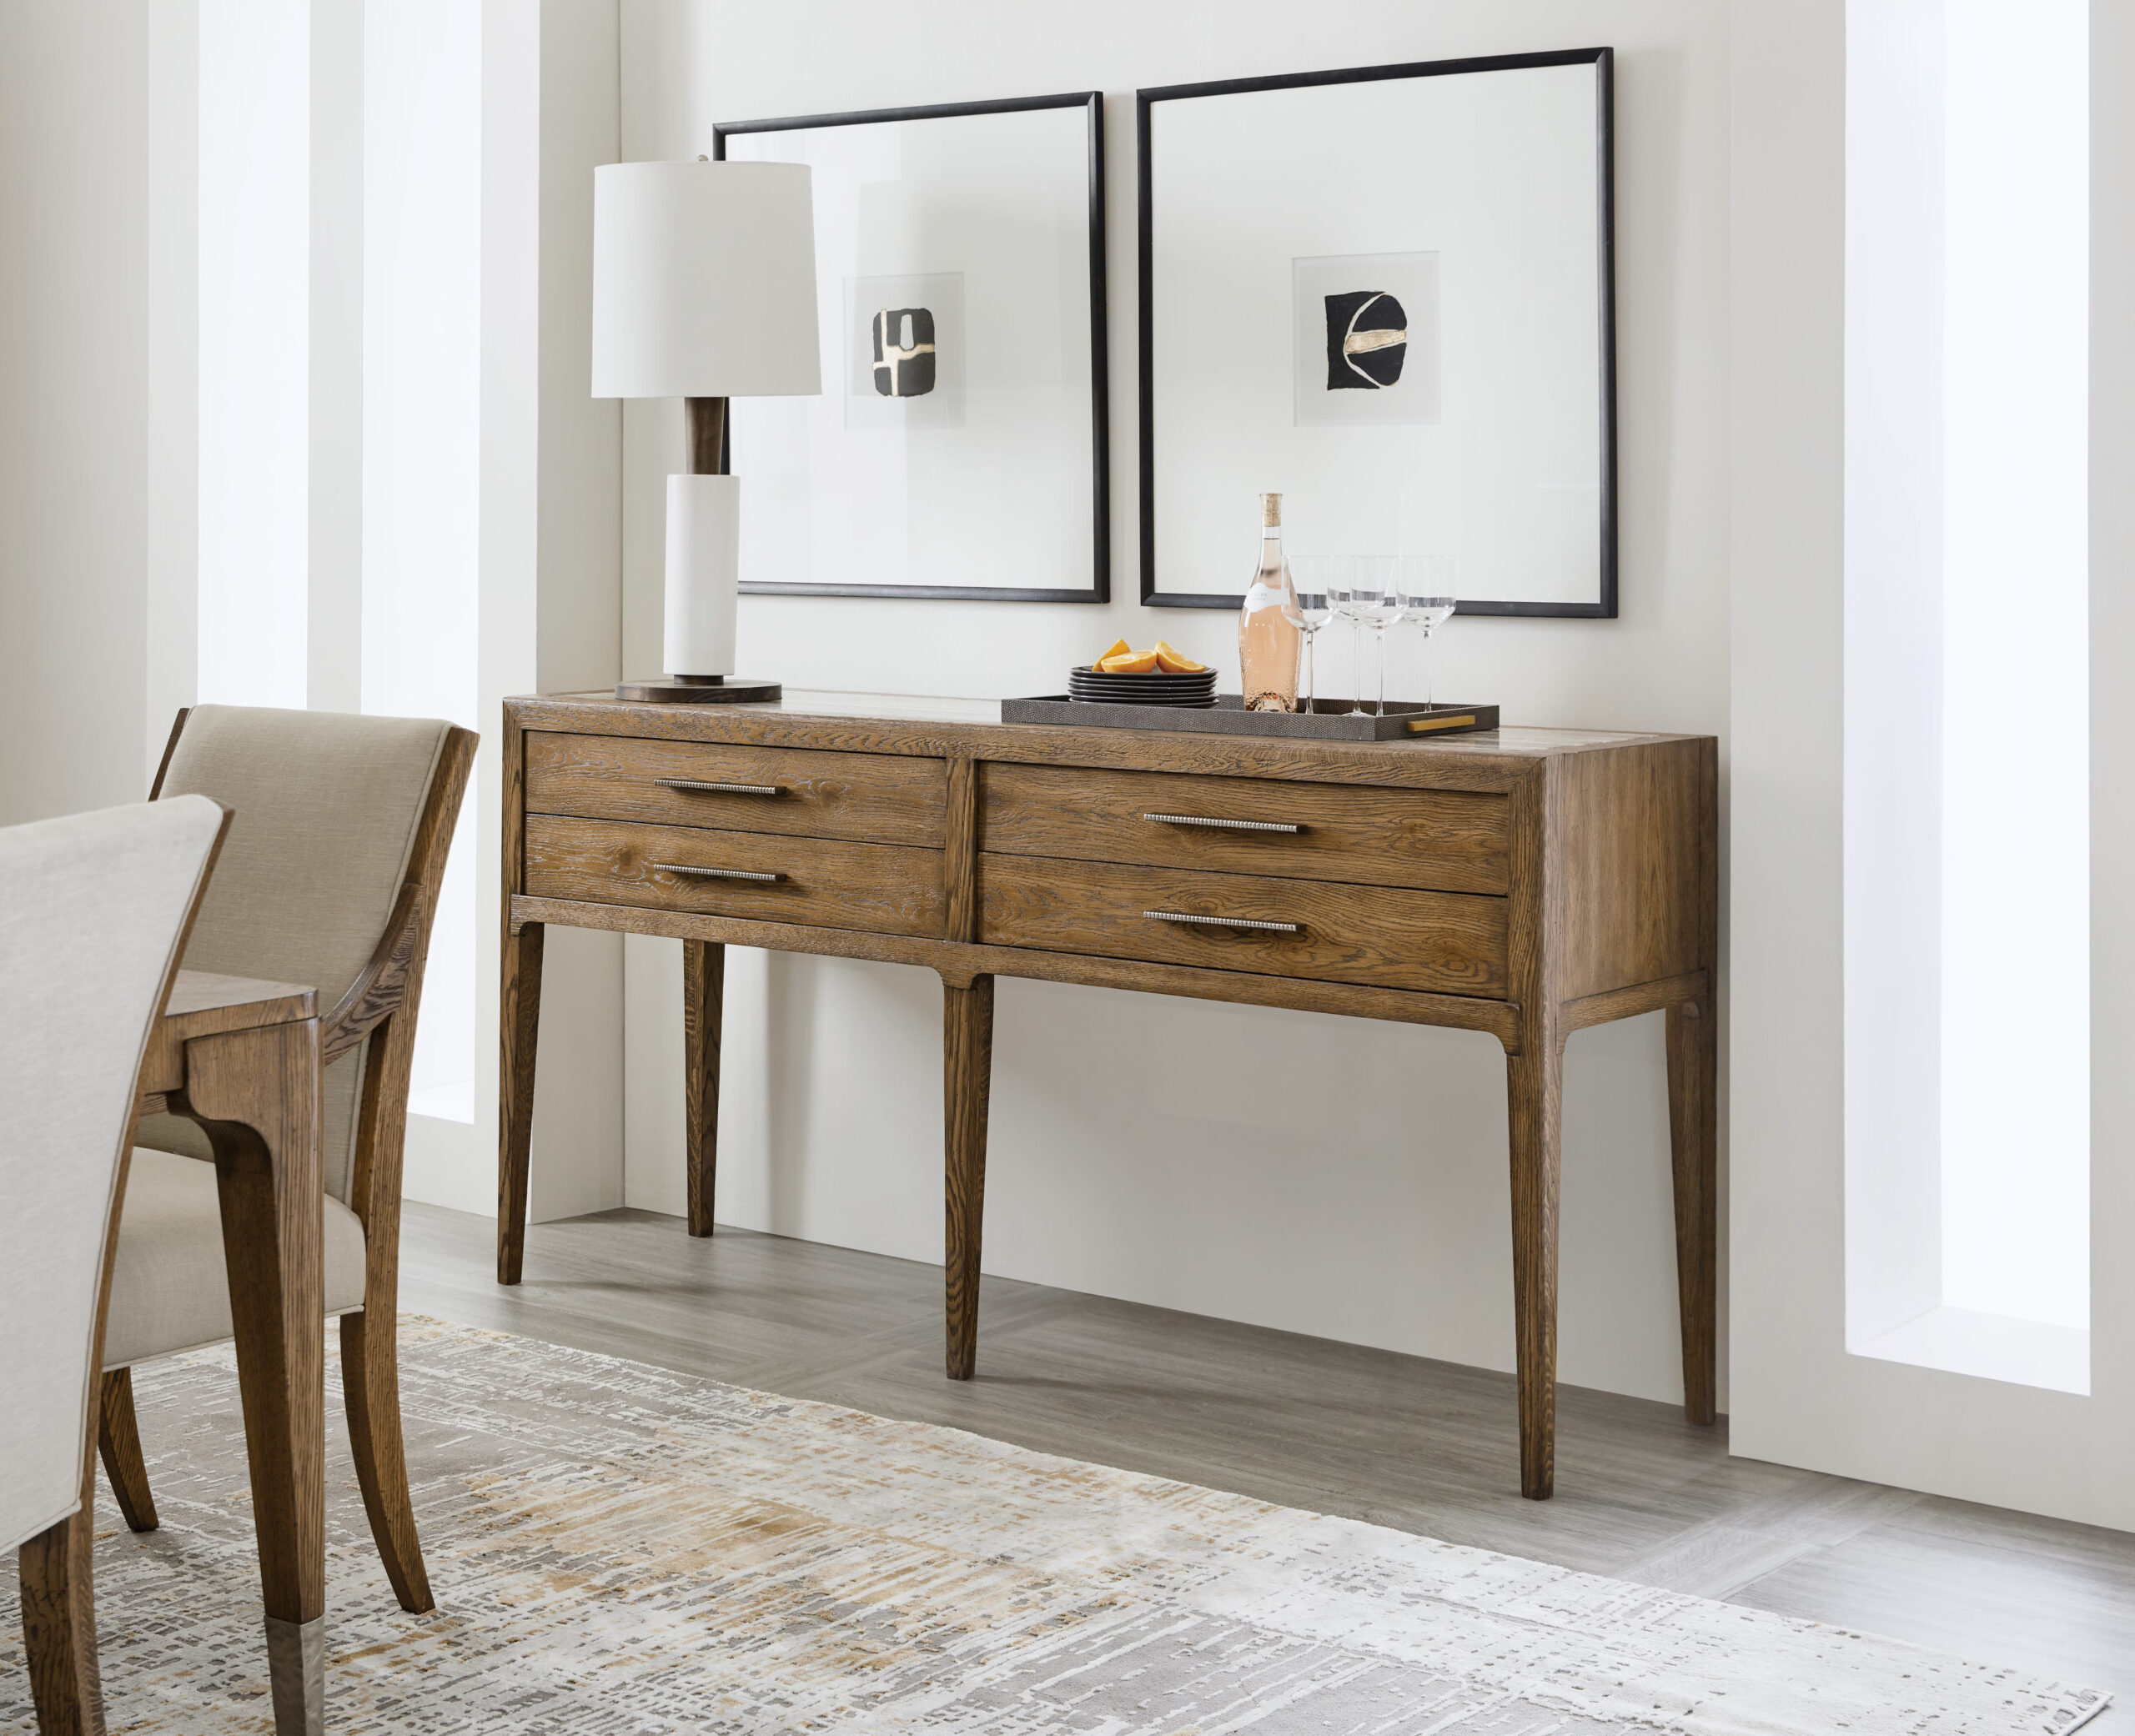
top-left (1067, 665), bottom-right (1218, 707)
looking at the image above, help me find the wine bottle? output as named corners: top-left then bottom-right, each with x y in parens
top-left (1238, 493), bottom-right (1303, 713)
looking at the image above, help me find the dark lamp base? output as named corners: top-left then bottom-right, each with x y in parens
top-left (614, 675), bottom-right (783, 705)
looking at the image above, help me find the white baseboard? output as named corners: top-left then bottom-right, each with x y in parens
top-left (401, 1111), bottom-right (491, 1217)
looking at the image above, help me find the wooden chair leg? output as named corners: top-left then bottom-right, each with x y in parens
top-left (340, 1308), bottom-right (434, 1613)
top-left (18, 1458), bottom-right (105, 1736)
top-left (95, 1369), bottom-right (159, 1533)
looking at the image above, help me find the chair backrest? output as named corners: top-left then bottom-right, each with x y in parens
top-left (142, 705), bottom-right (458, 1202)
top-left (0, 795), bottom-right (227, 1554)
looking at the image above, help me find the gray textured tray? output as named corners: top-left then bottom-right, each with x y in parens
top-left (999, 695), bottom-right (1500, 740)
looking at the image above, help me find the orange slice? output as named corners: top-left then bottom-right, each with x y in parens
top-left (1095, 638), bottom-right (1130, 665)
top-left (1098, 648), bottom-right (1160, 674)
top-left (1153, 640), bottom-right (1206, 674)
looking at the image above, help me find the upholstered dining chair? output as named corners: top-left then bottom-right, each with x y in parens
top-left (98, 705), bottom-right (475, 1618)
top-left (3, 795), bottom-right (229, 1735)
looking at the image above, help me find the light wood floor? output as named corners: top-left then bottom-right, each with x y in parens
top-left (403, 1203), bottom-right (2135, 1713)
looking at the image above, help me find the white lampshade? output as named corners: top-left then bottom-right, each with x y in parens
top-left (590, 160), bottom-right (821, 399)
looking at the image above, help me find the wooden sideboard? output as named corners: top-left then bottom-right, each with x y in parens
top-left (495, 690), bottom-right (1717, 1499)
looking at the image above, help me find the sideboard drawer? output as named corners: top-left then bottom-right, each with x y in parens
top-left (977, 853), bottom-right (1508, 996)
top-left (979, 763), bottom-right (1509, 895)
top-left (525, 815), bottom-right (945, 937)
top-left (525, 732), bottom-right (945, 846)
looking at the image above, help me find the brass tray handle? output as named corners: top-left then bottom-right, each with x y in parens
top-left (1142, 812), bottom-right (1302, 834)
top-left (653, 861), bottom-right (784, 884)
top-left (656, 777), bottom-right (786, 796)
top-left (1143, 910), bottom-right (1302, 935)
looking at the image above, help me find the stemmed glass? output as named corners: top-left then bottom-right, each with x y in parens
top-left (1354, 556), bottom-right (1405, 716)
top-left (1395, 554), bottom-right (1457, 710)
top-left (1289, 557), bottom-right (1345, 715)
top-left (1326, 575), bottom-right (1362, 713)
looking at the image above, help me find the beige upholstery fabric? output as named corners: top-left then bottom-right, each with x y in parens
top-left (102, 1149), bottom-right (369, 1369)
top-left (136, 705), bottom-right (450, 1202)
top-left (0, 796), bottom-right (225, 1555)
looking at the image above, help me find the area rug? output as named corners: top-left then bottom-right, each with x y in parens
top-left (0, 1317), bottom-right (2107, 1735)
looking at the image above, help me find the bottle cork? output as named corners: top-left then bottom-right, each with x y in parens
top-left (1260, 492), bottom-right (1282, 528)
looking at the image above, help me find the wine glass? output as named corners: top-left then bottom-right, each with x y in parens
top-left (1396, 555), bottom-right (1457, 710)
top-left (1326, 575), bottom-right (1363, 714)
top-left (1289, 556), bottom-right (1345, 715)
top-left (1354, 556), bottom-right (1404, 716)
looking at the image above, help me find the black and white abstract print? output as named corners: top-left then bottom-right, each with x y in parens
top-left (872, 305), bottom-right (937, 397)
top-left (1325, 289), bottom-right (1409, 389)
top-left (1293, 251), bottom-right (1441, 427)
top-left (846, 270), bottom-right (965, 429)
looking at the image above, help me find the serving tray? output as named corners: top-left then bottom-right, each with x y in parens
top-left (999, 695), bottom-right (1499, 740)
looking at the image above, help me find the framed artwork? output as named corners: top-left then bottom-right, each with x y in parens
top-left (717, 92), bottom-right (1108, 603)
top-left (1138, 49), bottom-right (1616, 616)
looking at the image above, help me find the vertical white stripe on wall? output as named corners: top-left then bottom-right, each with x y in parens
top-left (197, 0), bottom-right (309, 707)
top-left (147, 0), bottom-right (200, 780)
top-left (1841, 0), bottom-right (1946, 1347)
top-left (363, 0), bottom-right (485, 1117)
top-left (308, 0), bottom-right (365, 715)
top-left (1843, 0), bottom-right (2090, 1382)
top-left (1935, 0), bottom-right (2088, 1329)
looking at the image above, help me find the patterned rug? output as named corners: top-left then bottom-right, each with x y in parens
top-left (0, 1317), bottom-right (2108, 1734)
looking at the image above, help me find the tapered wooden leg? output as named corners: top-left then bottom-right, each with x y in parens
top-left (19, 1452), bottom-right (103, 1736)
top-left (341, 1309), bottom-right (435, 1613)
top-left (184, 1017), bottom-right (327, 1736)
top-left (27, 1134), bottom-right (135, 1733)
top-left (943, 974), bottom-right (995, 1382)
top-left (97, 1368), bottom-right (158, 1533)
top-left (497, 921), bottom-right (545, 1285)
top-left (1666, 994), bottom-right (1719, 1426)
top-left (683, 939), bottom-right (725, 1237)
top-left (1506, 1032), bottom-right (1565, 1500)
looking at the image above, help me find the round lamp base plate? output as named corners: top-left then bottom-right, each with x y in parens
top-left (614, 676), bottom-right (783, 705)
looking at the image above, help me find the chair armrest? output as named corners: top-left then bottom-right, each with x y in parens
top-left (321, 882), bottom-right (427, 1066)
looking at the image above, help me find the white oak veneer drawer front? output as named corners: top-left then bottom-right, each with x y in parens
top-left (525, 732), bottom-right (945, 846)
top-left (525, 814), bottom-right (946, 938)
top-left (977, 854), bottom-right (1509, 996)
top-left (979, 763), bottom-right (1509, 895)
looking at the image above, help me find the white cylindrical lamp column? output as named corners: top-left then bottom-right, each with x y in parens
top-left (590, 159), bottom-right (820, 697)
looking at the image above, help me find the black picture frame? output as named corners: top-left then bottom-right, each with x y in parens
top-left (1137, 49), bottom-right (1617, 617)
top-left (716, 91), bottom-right (1109, 604)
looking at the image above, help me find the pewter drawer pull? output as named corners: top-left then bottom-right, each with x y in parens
top-left (656, 777), bottom-right (785, 797)
top-left (1143, 910), bottom-right (1302, 935)
top-left (1142, 811), bottom-right (1302, 834)
top-left (653, 861), bottom-right (784, 884)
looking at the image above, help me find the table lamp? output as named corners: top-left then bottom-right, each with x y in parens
top-left (591, 158), bottom-right (821, 702)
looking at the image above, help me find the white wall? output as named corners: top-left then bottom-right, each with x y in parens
top-left (12, 0), bottom-right (2132, 1532)
top-left (145, 2), bottom-right (199, 785)
top-left (0, 3), bottom-right (151, 824)
top-left (599, 0), bottom-right (1731, 1407)
top-left (439, 0), bottom-right (629, 1222)
top-left (1932, 0), bottom-right (2089, 1332)
top-left (1844, 0), bottom-right (2092, 1395)
top-left (309, 0), bottom-right (364, 715)
top-left (195, 0), bottom-right (311, 710)
top-left (363, 0), bottom-right (483, 1120)
top-left (1731, 0), bottom-right (2135, 1532)
top-left (1841, 0), bottom-right (1944, 1350)
top-left (0, 0), bottom-right (625, 1219)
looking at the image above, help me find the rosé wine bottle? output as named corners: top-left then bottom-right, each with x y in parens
top-left (1238, 493), bottom-right (1302, 713)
